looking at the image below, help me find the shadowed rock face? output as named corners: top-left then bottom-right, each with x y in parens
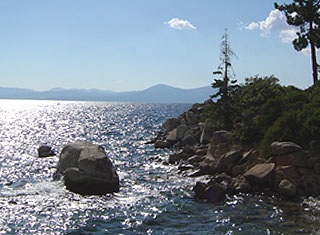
top-left (243, 163), bottom-right (275, 184)
top-left (55, 142), bottom-right (119, 195)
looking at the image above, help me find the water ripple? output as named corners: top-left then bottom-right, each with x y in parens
top-left (0, 99), bottom-right (320, 234)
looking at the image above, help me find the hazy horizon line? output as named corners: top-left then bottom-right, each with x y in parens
top-left (0, 83), bottom-right (212, 93)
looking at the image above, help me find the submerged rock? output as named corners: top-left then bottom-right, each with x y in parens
top-left (55, 142), bottom-right (119, 195)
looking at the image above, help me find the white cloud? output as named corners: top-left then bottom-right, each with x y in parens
top-left (245, 22), bottom-right (259, 30)
top-left (280, 28), bottom-right (298, 43)
top-left (259, 9), bottom-right (287, 36)
top-left (164, 18), bottom-right (197, 30)
top-left (244, 9), bottom-right (299, 43)
top-left (242, 9), bottom-right (320, 56)
top-left (244, 9), bottom-right (288, 36)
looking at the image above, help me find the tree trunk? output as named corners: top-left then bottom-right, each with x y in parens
top-left (223, 62), bottom-right (228, 98)
top-left (310, 21), bottom-right (318, 84)
top-left (310, 42), bottom-right (318, 84)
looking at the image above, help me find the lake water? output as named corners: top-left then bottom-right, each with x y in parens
top-left (0, 99), bottom-right (320, 234)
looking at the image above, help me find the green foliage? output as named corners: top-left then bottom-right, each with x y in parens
top-left (206, 75), bottom-right (320, 156)
top-left (232, 75), bottom-right (285, 144)
top-left (298, 81), bottom-right (320, 142)
top-left (261, 111), bottom-right (302, 154)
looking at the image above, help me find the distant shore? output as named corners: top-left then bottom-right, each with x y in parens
top-left (0, 84), bottom-right (213, 104)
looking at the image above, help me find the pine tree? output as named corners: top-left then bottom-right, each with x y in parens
top-left (275, 0), bottom-right (320, 84)
top-left (212, 29), bottom-right (238, 100)
top-left (211, 29), bottom-right (238, 130)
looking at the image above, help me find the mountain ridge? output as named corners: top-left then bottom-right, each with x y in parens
top-left (0, 84), bottom-right (214, 103)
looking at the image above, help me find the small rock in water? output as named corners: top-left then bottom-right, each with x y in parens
top-left (279, 179), bottom-right (296, 198)
top-left (38, 145), bottom-right (55, 158)
top-left (204, 183), bottom-right (226, 203)
top-left (193, 181), bottom-right (226, 204)
top-left (154, 140), bottom-right (171, 149)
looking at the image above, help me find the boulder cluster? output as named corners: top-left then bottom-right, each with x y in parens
top-left (153, 100), bottom-right (320, 202)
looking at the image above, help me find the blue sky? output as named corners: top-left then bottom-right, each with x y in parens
top-left (0, 0), bottom-right (318, 91)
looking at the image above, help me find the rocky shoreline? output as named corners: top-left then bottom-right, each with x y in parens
top-left (151, 100), bottom-right (320, 202)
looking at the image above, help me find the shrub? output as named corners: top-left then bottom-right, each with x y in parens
top-left (208, 75), bottom-right (320, 155)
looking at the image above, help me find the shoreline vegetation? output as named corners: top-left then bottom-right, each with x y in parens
top-left (150, 76), bottom-right (320, 203)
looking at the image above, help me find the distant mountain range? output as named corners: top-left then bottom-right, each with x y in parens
top-left (0, 84), bottom-right (215, 103)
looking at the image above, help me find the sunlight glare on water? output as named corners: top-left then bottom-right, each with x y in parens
top-left (1, 99), bottom-right (320, 234)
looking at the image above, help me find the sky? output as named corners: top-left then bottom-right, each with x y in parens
top-left (0, 0), bottom-right (319, 91)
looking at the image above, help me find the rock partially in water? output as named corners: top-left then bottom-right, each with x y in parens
top-left (168, 151), bottom-right (190, 164)
top-left (55, 142), bottom-right (119, 195)
top-left (204, 183), bottom-right (226, 203)
top-left (234, 175), bottom-right (252, 193)
top-left (279, 179), bottom-right (296, 198)
top-left (193, 181), bottom-right (207, 200)
top-left (193, 180), bottom-right (226, 203)
top-left (154, 140), bottom-right (171, 149)
top-left (153, 99), bottom-right (320, 200)
top-left (38, 145), bottom-right (55, 158)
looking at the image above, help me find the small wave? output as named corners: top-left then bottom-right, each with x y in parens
top-left (0, 180), bottom-right (65, 198)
